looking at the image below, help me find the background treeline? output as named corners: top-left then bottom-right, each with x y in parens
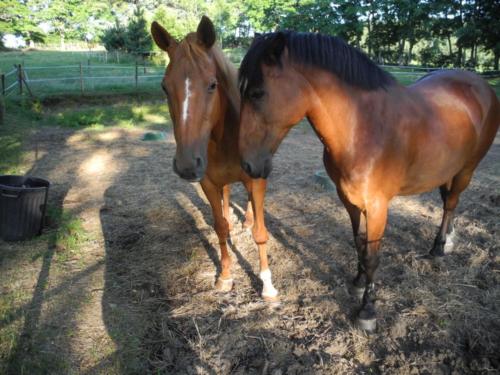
top-left (1, 0), bottom-right (499, 69)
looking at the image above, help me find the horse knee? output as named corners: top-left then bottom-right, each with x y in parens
top-left (214, 219), bottom-right (230, 242)
top-left (252, 226), bottom-right (268, 244)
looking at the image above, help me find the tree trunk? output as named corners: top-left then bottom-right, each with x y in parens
top-left (447, 35), bottom-right (453, 56)
top-left (408, 41), bottom-right (414, 65)
top-left (398, 39), bottom-right (405, 64)
top-left (494, 53), bottom-right (499, 71)
top-left (367, 16), bottom-right (372, 57)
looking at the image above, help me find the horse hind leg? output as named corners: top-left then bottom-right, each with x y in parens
top-left (243, 200), bottom-right (254, 228)
top-left (241, 180), bottom-right (254, 228)
top-left (430, 171), bottom-right (473, 256)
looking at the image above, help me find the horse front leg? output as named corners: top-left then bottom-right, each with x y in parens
top-left (222, 184), bottom-right (233, 231)
top-left (200, 179), bottom-right (233, 292)
top-left (337, 188), bottom-right (367, 300)
top-left (249, 178), bottom-right (278, 301)
top-left (356, 197), bottom-right (388, 333)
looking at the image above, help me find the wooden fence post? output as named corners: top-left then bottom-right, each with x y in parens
top-left (135, 61), bottom-right (138, 90)
top-left (79, 62), bottom-right (84, 94)
top-left (17, 64), bottom-right (23, 95)
top-left (0, 95), bottom-right (4, 126)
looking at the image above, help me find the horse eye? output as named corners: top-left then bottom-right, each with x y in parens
top-left (249, 89), bottom-right (265, 100)
top-left (208, 81), bottom-right (217, 92)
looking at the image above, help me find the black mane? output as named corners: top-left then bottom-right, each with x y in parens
top-left (239, 31), bottom-right (396, 96)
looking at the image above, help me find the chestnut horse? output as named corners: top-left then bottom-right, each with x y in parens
top-left (150, 17), bottom-right (278, 300)
top-left (238, 31), bottom-right (499, 331)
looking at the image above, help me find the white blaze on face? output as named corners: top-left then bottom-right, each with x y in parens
top-left (181, 77), bottom-right (192, 125)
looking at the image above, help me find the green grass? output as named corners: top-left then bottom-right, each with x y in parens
top-left (44, 207), bottom-right (88, 263)
top-left (0, 95), bottom-right (170, 176)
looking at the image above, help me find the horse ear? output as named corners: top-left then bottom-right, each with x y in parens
top-left (265, 32), bottom-right (286, 65)
top-left (151, 21), bottom-right (177, 55)
top-left (197, 15), bottom-right (216, 48)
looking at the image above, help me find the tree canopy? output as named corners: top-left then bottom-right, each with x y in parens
top-left (0, 0), bottom-right (499, 69)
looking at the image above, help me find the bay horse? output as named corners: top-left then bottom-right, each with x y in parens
top-left (238, 31), bottom-right (500, 331)
top-left (150, 17), bottom-right (278, 300)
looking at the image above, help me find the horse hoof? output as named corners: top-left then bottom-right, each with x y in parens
top-left (356, 317), bottom-right (377, 333)
top-left (349, 285), bottom-right (365, 301)
top-left (215, 277), bottom-right (233, 292)
top-left (444, 229), bottom-right (456, 253)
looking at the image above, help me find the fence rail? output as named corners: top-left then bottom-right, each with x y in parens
top-left (1, 62), bottom-right (498, 100)
top-left (1, 61), bottom-right (166, 98)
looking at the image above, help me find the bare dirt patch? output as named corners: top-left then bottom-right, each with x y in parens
top-left (1, 124), bottom-right (499, 374)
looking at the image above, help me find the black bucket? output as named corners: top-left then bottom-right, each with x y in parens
top-left (0, 175), bottom-right (50, 241)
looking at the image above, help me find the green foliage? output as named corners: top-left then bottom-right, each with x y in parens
top-left (101, 7), bottom-right (151, 54)
top-left (1, 0), bottom-right (499, 69)
top-left (101, 21), bottom-right (127, 51)
top-left (0, 0), bottom-right (46, 44)
top-left (125, 7), bottom-right (152, 54)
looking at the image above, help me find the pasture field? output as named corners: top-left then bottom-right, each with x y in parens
top-left (0, 94), bottom-right (498, 374)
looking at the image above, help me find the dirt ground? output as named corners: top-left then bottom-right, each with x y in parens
top-left (1, 121), bottom-right (499, 374)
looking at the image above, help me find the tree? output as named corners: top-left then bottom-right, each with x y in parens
top-left (101, 20), bottom-right (127, 51)
top-left (476, 0), bottom-right (500, 70)
top-left (125, 6), bottom-right (152, 54)
top-left (0, 0), bottom-right (45, 46)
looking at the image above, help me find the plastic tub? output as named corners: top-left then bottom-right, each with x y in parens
top-left (0, 175), bottom-right (50, 241)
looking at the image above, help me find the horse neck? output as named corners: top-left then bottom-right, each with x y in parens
top-left (210, 47), bottom-right (240, 144)
top-left (303, 68), bottom-right (388, 163)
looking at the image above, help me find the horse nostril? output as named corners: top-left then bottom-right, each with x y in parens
top-left (242, 161), bottom-right (252, 176)
top-left (196, 157), bottom-right (202, 168)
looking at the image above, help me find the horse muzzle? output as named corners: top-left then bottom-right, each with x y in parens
top-left (241, 156), bottom-right (273, 179)
top-left (173, 156), bottom-right (206, 182)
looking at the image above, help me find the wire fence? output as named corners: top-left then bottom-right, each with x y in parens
top-left (1, 60), bottom-right (166, 98)
top-left (1, 60), bottom-right (498, 99)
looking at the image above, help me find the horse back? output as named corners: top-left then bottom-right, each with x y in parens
top-left (409, 70), bottom-right (499, 158)
top-left (380, 70), bottom-right (499, 195)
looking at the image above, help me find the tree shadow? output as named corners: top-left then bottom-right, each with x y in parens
top-left (3, 127), bottom-right (106, 373)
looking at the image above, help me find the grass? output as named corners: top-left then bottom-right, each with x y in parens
top-left (0, 95), bottom-right (170, 175)
top-left (44, 206), bottom-right (88, 263)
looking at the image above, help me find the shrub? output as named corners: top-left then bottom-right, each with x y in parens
top-left (101, 21), bottom-right (127, 52)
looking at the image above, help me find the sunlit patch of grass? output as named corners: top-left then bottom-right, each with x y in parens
top-left (43, 207), bottom-right (88, 263)
top-left (0, 100), bottom-right (39, 175)
top-left (48, 102), bottom-right (170, 130)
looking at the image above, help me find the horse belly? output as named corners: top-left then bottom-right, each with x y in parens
top-left (399, 145), bottom-right (471, 195)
